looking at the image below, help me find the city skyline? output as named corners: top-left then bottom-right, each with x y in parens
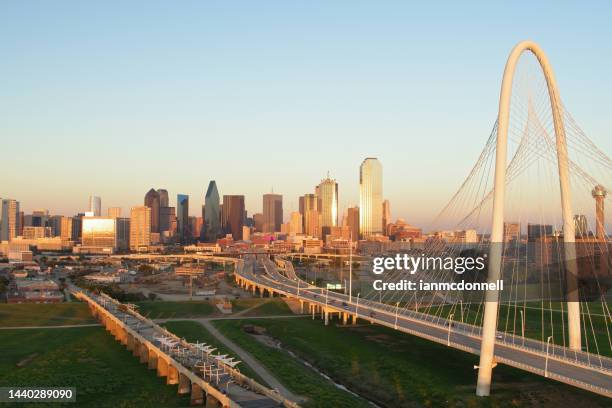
top-left (2, 2), bottom-right (611, 228)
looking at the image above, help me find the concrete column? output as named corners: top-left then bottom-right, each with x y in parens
top-left (205, 395), bottom-right (220, 408)
top-left (127, 334), bottom-right (135, 351)
top-left (300, 300), bottom-right (304, 313)
top-left (342, 312), bottom-right (348, 325)
top-left (157, 357), bottom-right (169, 378)
top-left (352, 314), bottom-right (357, 324)
top-left (139, 343), bottom-right (148, 363)
top-left (148, 348), bottom-right (158, 370)
top-left (190, 383), bottom-right (204, 406)
top-left (167, 365), bottom-right (179, 385)
top-left (324, 309), bottom-right (329, 326)
top-left (178, 373), bottom-right (191, 394)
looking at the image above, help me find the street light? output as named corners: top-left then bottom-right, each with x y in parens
top-left (356, 293), bottom-right (360, 319)
top-left (394, 301), bottom-right (400, 330)
top-left (447, 313), bottom-right (455, 346)
top-left (545, 335), bottom-right (553, 378)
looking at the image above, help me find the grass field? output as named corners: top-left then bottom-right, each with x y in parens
top-left (134, 300), bottom-right (215, 319)
top-left (0, 303), bottom-right (96, 327)
top-left (213, 317), bottom-right (612, 408)
top-left (0, 327), bottom-right (190, 408)
top-left (232, 298), bottom-right (293, 316)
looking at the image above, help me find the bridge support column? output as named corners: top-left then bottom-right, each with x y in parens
top-left (352, 314), bottom-right (357, 324)
top-left (148, 348), bottom-right (158, 370)
top-left (167, 365), bottom-right (179, 385)
top-left (205, 395), bottom-right (221, 408)
top-left (178, 373), bottom-right (191, 394)
top-left (157, 357), bottom-right (169, 378)
top-left (342, 312), bottom-right (348, 325)
top-left (127, 333), bottom-right (135, 351)
top-left (190, 383), bottom-right (204, 406)
top-left (139, 342), bottom-right (148, 363)
top-left (324, 309), bottom-right (329, 326)
top-left (300, 300), bottom-right (304, 313)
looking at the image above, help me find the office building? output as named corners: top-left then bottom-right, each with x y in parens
top-left (204, 181), bottom-right (221, 242)
top-left (573, 215), bottom-right (589, 238)
top-left (222, 195), bottom-right (245, 240)
top-left (81, 216), bottom-right (118, 253)
top-left (177, 194), bottom-right (189, 243)
top-left (1, 199), bottom-right (20, 241)
top-left (317, 176), bottom-right (338, 237)
top-left (107, 207), bottom-right (122, 218)
top-left (347, 206), bottom-right (360, 241)
top-left (382, 199), bottom-right (391, 235)
top-left (263, 193), bottom-right (283, 233)
top-left (503, 222), bottom-right (520, 243)
top-left (157, 189), bottom-right (169, 207)
top-left (88, 195), bottom-right (101, 216)
top-left (359, 158), bottom-right (383, 237)
top-left (130, 206), bottom-right (151, 250)
top-left (144, 188), bottom-right (160, 233)
top-left (289, 212), bottom-right (303, 235)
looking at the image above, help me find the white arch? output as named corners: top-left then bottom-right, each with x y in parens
top-left (475, 40), bottom-right (580, 396)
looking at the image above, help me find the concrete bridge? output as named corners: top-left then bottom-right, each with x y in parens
top-left (70, 285), bottom-right (299, 408)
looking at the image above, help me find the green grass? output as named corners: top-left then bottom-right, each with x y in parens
top-left (213, 317), bottom-right (612, 408)
top-left (231, 298), bottom-right (293, 316)
top-left (161, 320), bottom-right (266, 386)
top-left (212, 319), bottom-right (370, 408)
top-left (134, 300), bottom-right (215, 319)
top-left (0, 327), bottom-right (190, 408)
top-left (0, 303), bottom-right (96, 327)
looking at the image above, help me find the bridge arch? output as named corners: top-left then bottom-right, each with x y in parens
top-left (476, 40), bottom-right (580, 396)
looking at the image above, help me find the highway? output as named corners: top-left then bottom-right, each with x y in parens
top-left (235, 255), bottom-right (612, 398)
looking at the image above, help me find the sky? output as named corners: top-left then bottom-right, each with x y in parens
top-left (1, 1), bottom-right (611, 230)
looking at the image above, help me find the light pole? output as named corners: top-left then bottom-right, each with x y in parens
top-left (297, 278), bottom-right (300, 297)
top-left (356, 293), bottom-right (360, 319)
top-left (394, 301), bottom-right (400, 330)
top-left (349, 233), bottom-right (353, 304)
top-left (545, 335), bottom-right (553, 378)
top-left (447, 313), bottom-right (455, 346)
top-left (519, 310), bottom-right (525, 346)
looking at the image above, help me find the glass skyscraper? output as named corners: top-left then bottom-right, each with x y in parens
top-left (317, 176), bottom-right (338, 237)
top-left (203, 181), bottom-right (221, 242)
top-left (359, 158), bottom-right (383, 237)
top-left (177, 194), bottom-right (189, 243)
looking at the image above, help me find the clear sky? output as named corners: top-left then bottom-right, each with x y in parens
top-left (1, 1), bottom-right (611, 229)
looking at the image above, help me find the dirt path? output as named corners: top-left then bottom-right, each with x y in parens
top-left (198, 319), bottom-right (303, 403)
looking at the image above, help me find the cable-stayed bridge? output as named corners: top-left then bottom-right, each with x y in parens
top-left (235, 40), bottom-right (612, 398)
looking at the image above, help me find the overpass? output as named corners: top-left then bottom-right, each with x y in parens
top-left (234, 255), bottom-right (612, 398)
top-left (70, 284), bottom-right (299, 408)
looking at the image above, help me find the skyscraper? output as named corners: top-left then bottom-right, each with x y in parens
top-left (573, 215), bottom-right (589, 237)
top-left (359, 158), bottom-right (383, 238)
top-left (157, 189), bottom-right (169, 208)
top-left (222, 195), bottom-right (245, 240)
top-left (159, 206), bottom-right (176, 234)
top-left (144, 188), bottom-right (160, 233)
top-left (88, 195), bottom-right (101, 216)
top-left (204, 181), bottom-right (221, 242)
top-left (347, 206), bottom-right (360, 241)
top-left (317, 176), bottom-right (338, 238)
top-left (382, 199), bottom-right (391, 235)
top-left (1, 199), bottom-right (20, 241)
top-left (289, 212), bottom-right (303, 235)
top-left (81, 216), bottom-right (117, 253)
top-left (177, 194), bottom-right (189, 243)
top-left (302, 193), bottom-right (318, 236)
top-left (130, 206), bottom-right (151, 250)
top-left (263, 193), bottom-right (283, 233)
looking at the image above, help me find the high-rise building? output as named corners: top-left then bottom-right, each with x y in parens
top-left (302, 193), bottom-right (318, 236)
top-left (204, 181), bottom-right (221, 242)
top-left (317, 176), bottom-right (338, 238)
top-left (359, 158), bottom-right (383, 238)
top-left (527, 224), bottom-right (553, 242)
top-left (60, 216), bottom-right (74, 241)
top-left (107, 207), bottom-right (122, 218)
top-left (130, 206), bottom-right (151, 250)
top-left (157, 189), bottom-right (169, 208)
top-left (31, 209), bottom-right (49, 227)
top-left (263, 193), bottom-right (283, 233)
top-left (1, 199), bottom-right (20, 241)
top-left (177, 194), bottom-right (190, 243)
top-left (347, 207), bottom-right (360, 241)
top-left (222, 195), bottom-right (245, 240)
top-left (253, 213), bottom-right (264, 232)
top-left (190, 216), bottom-right (203, 240)
top-left (289, 212), bottom-right (303, 235)
top-left (81, 217), bottom-right (117, 253)
top-left (159, 206), bottom-right (176, 234)
top-left (382, 199), bottom-right (391, 235)
top-left (88, 196), bottom-right (101, 216)
top-left (116, 218), bottom-right (130, 251)
top-left (49, 215), bottom-right (63, 236)
top-left (304, 210), bottom-right (321, 238)
top-left (72, 214), bottom-right (84, 242)
top-left (573, 215), bottom-right (589, 237)
top-left (144, 188), bottom-right (160, 233)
